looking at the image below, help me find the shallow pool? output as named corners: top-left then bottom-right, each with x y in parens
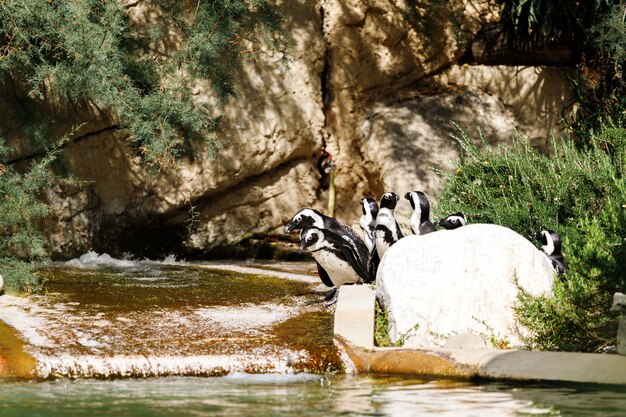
top-left (2, 374), bottom-right (626, 417)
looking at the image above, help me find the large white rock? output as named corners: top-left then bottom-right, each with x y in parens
top-left (376, 224), bottom-right (555, 349)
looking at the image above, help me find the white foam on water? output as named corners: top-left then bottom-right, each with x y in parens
top-left (0, 295), bottom-right (56, 348)
top-left (222, 372), bottom-right (325, 384)
top-left (155, 254), bottom-right (181, 265)
top-left (195, 263), bottom-right (320, 284)
top-left (35, 351), bottom-right (311, 378)
top-left (65, 252), bottom-right (186, 269)
top-left (66, 252), bottom-right (138, 269)
top-left (334, 340), bottom-right (357, 375)
top-left (195, 303), bottom-right (293, 331)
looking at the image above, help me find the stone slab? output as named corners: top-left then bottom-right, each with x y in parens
top-left (334, 284), bottom-right (626, 385)
top-left (334, 285), bottom-right (375, 350)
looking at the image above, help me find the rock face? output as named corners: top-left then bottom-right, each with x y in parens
top-left (376, 224), bottom-right (555, 348)
top-left (0, 1), bottom-right (575, 259)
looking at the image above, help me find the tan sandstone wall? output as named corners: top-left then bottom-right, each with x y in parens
top-left (1, 0), bottom-right (574, 258)
top-left (320, 0), bottom-right (573, 222)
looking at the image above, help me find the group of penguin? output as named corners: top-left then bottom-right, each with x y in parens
top-left (283, 191), bottom-right (567, 304)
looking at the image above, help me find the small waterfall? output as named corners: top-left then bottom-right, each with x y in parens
top-left (0, 254), bottom-right (344, 378)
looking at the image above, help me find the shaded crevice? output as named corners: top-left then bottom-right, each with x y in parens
top-left (93, 155), bottom-right (314, 259)
top-left (4, 125), bottom-right (121, 166)
top-left (319, 1), bottom-right (332, 149)
top-left (189, 155), bottom-right (312, 216)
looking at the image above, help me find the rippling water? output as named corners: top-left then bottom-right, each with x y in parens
top-left (2, 254), bottom-right (626, 416)
top-left (2, 374), bottom-right (626, 417)
top-left (0, 254), bottom-right (344, 377)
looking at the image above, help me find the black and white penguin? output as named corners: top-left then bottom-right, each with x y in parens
top-left (300, 226), bottom-right (370, 304)
top-left (359, 198), bottom-right (378, 253)
top-left (435, 212), bottom-right (467, 230)
top-left (404, 191), bottom-right (437, 235)
top-left (375, 192), bottom-right (404, 259)
top-left (284, 208), bottom-right (373, 283)
top-left (536, 230), bottom-right (568, 275)
top-left (359, 197), bottom-right (380, 279)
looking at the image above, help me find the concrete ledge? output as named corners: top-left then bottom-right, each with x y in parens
top-left (334, 285), bottom-right (626, 385)
top-left (334, 285), bottom-right (375, 350)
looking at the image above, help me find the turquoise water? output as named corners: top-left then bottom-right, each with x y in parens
top-left (2, 374), bottom-right (626, 416)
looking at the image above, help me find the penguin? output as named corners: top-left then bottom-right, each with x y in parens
top-left (359, 198), bottom-right (378, 253)
top-left (536, 230), bottom-right (568, 275)
top-left (284, 208), bottom-right (373, 283)
top-left (359, 197), bottom-right (380, 280)
top-left (435, 212), bottom-right (467, 230)
top-left (404, 191), bottom-right (437, 235)
top-left (375, 192), bottom-right (404, 259)
top-left (300, 227), bottom-right (370, 304)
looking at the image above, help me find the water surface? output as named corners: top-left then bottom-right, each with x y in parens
top-left (0, 254), bottom-right (342, 377)
top-left (2, 374), bottom-right (626, 417)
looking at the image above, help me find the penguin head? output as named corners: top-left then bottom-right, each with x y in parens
top-left (284, 208), bottom-right (324, 233)
top-left (380, 192), bottom-right (400, 210)
top-left (360, 198), bottom-right (379, 218)
top-left (405, 191), bottom-right (430, 217)
top-left (536, 229), bottom-right (562, 255)
top-left (404, 192), bottom-right (416, 210)
top-left (300, 227), bottom-right (323, 251)
top-left (435, 212), bottom-right (467, 229)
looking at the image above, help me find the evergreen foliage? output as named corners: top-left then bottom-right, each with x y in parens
top-left (495, 0), bottom-right (613, 44)
top-left (571, 3), bottom-right (626, 137)
top-left (496, 0), bottom-right (626, 137)
top-left (0, 0), bottom-right (287, 167)
top-left (435, 125), bottom-right (626, 352)
top-left (0, 133), bottom-right (73, 293)
top-left (0, 0), bottom-right (287, 291)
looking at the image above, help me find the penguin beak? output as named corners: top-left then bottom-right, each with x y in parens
top-left (404, 192), bottom-right (410, 200)
top-left (283, 222), bottom-right (295, 233)
top-left (300, 240), bottom-right (307, 250)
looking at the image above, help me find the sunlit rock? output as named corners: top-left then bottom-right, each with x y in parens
top-left (376, 224), bottom-right (554, 348)
top-left (0, 1), bottom-right (574, 258)
top-left (0, 273), bottom-right (3, 293)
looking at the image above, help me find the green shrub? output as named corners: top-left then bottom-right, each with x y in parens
top-left (0, 134), bottom-right (71, 293)
top-left (0, 1), bottom-right (288, 291)
top-left (0, 0), bottom-right (287, 168)
top-left (569, 3), bottom-right (626, 138)
top-left (374, 301), bottom-right (394, 347)
top-left (435, 124), bottom-right (626, 352)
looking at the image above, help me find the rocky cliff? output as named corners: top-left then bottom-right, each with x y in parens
top-left (1, 0), bottom-right (573, 259)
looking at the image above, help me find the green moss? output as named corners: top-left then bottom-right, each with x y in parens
top-left (374, 301), bottom-right (394, 347)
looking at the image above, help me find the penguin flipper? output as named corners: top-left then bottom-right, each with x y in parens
top-left (367, 249), bottom-right (379, 283)
top-left (338, 244), bottom-right (370, 284)
top-left (551, 256), bottom-right (568, 275)
top-left (395, 221), bottom-right (405, 239)
top-left (420, 221), bottom-right (437, 235)
top-left (317, 262), bottom-right (335, 287)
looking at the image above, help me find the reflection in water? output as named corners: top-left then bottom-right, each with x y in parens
top-left (1, 375), bottom-right (626, 417)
